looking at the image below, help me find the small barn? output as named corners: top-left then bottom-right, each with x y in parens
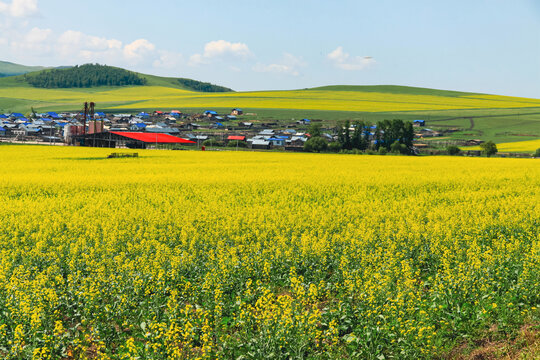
top-left (249, 139), bottom-right (270, 150)
top-left (227, 135), bottom-right (246, 143)
top-left (204, 110), bottom-right (218, 118)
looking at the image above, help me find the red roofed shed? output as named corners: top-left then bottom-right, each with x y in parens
top-left (227, 135), bottom-right (246, 141)
top-left (110, 131), bottom-right (195, 144)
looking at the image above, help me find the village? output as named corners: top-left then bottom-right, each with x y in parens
top-left (0, 107), bottom-right (488, 153)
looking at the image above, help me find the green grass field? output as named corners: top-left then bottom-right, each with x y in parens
top-left (0, 73), bottom-right (539, 144)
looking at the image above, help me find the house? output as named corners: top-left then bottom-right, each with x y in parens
top-left (249, 139), bottom-right (270, 149)
top-left (130, 123), bottom-right (147, 131)
top-left (204, 110), bottom-right (218, 118)
top-left (413, 120), bottom-right (426, 127)
top-left (10, 113), bottom-right (24, 119)
top-left (0, 126), bottom-right (6, 136)
top-left (153, 111), bottom-right (164, 116)
top-left (146, 126), bottom-right (180, 134)
top-left (186, 134), bottom-right (208, 142)
top-left (239, 122), bottom-right (253, 128)
top-left (47, 112), bottom-right (61, 119)
top-left (259, 129), bottom-right (274, 136)
top-left (466, 139), bottom-right (484, 146)
top-left (288, 136), bottom-right (308, 147)
top-left (226, 115), bottom-right (237, 120)
top-left (137, 112), bottom-right (150, 119)
top-left (231, 108), bottom-right (243, 116)
top-left (227, 135), bottom-right (246, 143)
top-left (267, 137), bottom-right (285, 147)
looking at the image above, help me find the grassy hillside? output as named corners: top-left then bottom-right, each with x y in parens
top-left (0, 65), bottom-right (538, 144)
top-left (0, 61), bottom-right (46, 77)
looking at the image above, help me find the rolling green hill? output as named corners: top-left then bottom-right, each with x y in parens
top-left (0, 62), bottom-right (538, 146)
top-left (0, 61), bottom-right (46, 77)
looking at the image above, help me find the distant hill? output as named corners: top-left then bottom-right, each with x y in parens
top-left (25, 64), bottom-right (147, 88)
top-left (0, 61), bottom-right (46, 77)
top-left (310, 85), bottom-right (479, 97)
top-left (0, 62), bottom-right (234, 92)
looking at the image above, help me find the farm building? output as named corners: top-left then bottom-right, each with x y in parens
top-left (231, 108), bottom-right (243, 115)
top-left (71, 131), bottom-right (195, 148)
top-left (268, 137), bottom-right (285, 146)
top-left (249, 139), bottom-right (270, 150)
top-left (204, 110), bottom-right (218, 117)
top-left (227, 135), bottom-right (246, 143)
top-left (130, 123), bottom-right (147, 131)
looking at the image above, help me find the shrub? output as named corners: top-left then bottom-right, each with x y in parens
top-left (378, 147), bottom-right (387, 155)
top-left (446, 145), bottom-right (461, 155)
top-left (203, 139), bottom-right (224, 147)
top-left (327, 142), bottom-right (342, 153)
top-left (227, 140), bottom-right (247, 148)
top-left (533, 148), bottom-right (540, 158)
top-left (304, 137), bottom-right (328, 152)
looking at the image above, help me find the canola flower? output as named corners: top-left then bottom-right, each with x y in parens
top-left (0, 145), bottom-right (538, 359)
top-left (1, 86), bottom-right (540, 112)
top-left (465, 138), bottom-right (540, 153)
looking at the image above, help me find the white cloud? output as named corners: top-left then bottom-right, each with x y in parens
top-left (9, 26), bottom-right (52, 53)
top-left (0, 0), bottom-right (38, 17)
top-left (327, 46), bottom-right (374, 70)
top-left (153, 50), bottom-right (183, 69)
top-left (123, 39), bottom-right (155, 61)
top-left (253, 53), bottom-right (306, 76)
top-left (189, 40), bottom-right (251, 65)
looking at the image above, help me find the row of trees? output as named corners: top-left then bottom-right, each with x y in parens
top-left (337, 119), bottom-right (415, 154)
top-left (177, 78), bottom-right (233, 92)
top-left (305, 119), bottom-right (415, 154)
top-left (25, 64), bottom-right (147, 88)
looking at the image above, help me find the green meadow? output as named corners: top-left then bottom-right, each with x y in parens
top-left (0, 73), bottom-right (539, 145)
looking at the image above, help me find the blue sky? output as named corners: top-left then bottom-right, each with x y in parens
top-left (0, 0), bottom-right (539, 97)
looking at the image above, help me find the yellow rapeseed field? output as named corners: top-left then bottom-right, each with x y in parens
top-left (465, 139), bottom-right (540, 153)
top-left (2, 86), bottom-right (540, 112)
top-left (0, 145), bottom-right (538, 359)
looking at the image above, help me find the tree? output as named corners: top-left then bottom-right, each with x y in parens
top-left (446, 145), bottom-right (461, 155)
top-left (304, 137), bottom-right (328, 152)
top-left (390, 141), bottom-right (407, 154)
top-left (351, 121), bottom-right (363, 150)
top-left (534, 148), bottom-right (540, 158)
top-left (308, 123), bottom-right (322, 137)
top-left (480, 141), bottom-right (497, 157)
top-left (327, 141), bottom-right (342, 152)
top-left (338, 120), bottom-right (352, 150)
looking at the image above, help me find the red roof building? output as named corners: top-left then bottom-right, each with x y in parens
top-left (110, 131), bottom-right (195, 144)
top-left (227, 135), bottom-right (246, 141)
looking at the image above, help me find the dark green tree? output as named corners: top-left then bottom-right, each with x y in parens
top-left (304, 137), bottom-right (328, 152)
top-left (338, 120), bottom-right (352, 150)
top-left (308, 123), bottom-right (322, 137)
top-left (446, 145), bottom-right (461, 155)
top-left (480, 141), bottom-right (498, 157)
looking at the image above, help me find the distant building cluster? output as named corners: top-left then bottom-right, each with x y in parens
top-left (0, 108), bottom-right (321, 150)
